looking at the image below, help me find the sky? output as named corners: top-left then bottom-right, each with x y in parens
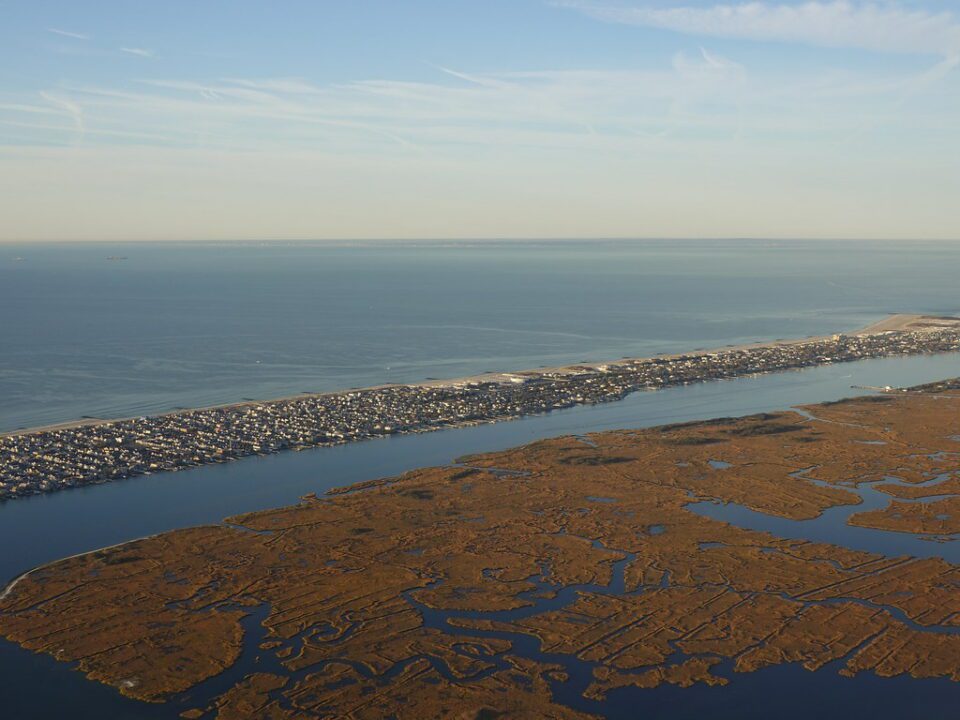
top-left (1, 0), bottom-right (959, 242)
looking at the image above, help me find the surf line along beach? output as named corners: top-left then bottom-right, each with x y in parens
top-left (2, 314), bottom-right (959, 501)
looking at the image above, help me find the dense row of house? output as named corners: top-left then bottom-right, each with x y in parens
top-left (2, 326), bottom-right (959, 500)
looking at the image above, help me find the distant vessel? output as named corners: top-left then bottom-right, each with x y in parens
top-left (105, 256), bottom-right (128, 261)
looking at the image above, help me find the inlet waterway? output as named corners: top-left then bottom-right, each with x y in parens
top-left (2, 351), bottom-right (960, 719)
top-left (690, 468), bottom-right (960, 562)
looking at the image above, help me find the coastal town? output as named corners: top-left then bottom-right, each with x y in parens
top-left (2, 315), bottom-right (959, 501)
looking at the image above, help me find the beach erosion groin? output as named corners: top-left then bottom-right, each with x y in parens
top-left (2, 314), bottom-right (959, 501)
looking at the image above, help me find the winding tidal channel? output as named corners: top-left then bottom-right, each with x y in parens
top-left (3, 351), bottom-right (960, 719)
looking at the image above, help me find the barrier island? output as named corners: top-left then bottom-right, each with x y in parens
top-left (2, 314), bottom-right (959, 501)
top-left (2, 378), bottom-right (960, 718)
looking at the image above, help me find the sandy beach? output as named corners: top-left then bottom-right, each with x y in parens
top-left (4, 313), bottom-right (957, 440)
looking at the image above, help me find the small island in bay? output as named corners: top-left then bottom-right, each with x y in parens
top-left (2, 378), bottom-right (959, 718)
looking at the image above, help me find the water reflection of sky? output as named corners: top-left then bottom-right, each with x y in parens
top-left (690, 470), bottom-right (960, 563)
top-left (3, 352), bottom-right (960, 718)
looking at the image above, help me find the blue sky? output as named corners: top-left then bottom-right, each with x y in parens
top-left (1, 1), bottom-right (959, 241)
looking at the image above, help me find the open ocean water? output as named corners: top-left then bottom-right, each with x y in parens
top-left (2, 239), bottom-right (960, 718)
top-left (2, 238), bottom-right (960, 432)
top-left (3, 352), bottom-right (960, 719)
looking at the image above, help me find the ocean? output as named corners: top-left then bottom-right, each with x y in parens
top-left (2, 238), bottom-right (960, 718)
top-left (3, 238), bottom-right (960, 432)
top-left (3, 352), bottom-right (960, 719)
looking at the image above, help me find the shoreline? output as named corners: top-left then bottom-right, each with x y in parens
top-left (4, 368), bottom-right (960, 628)
top-left (0, 530), bottom-right (171, 603)
top-left (0, 313), bottom-right (944, 439)
top-left (3, 378), bottom-right (960, 717)
top-left (2, 313), bottom-right (959, 503)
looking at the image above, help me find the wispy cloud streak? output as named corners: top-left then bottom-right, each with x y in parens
top-left (2, 44), bottom-right (957, 154)
top-left (120, 47), bottom-right (154, 58)
top-left (38, 91), bottom-right (85, 140)
top-left (46, 27), bottom-right (90, 40)
top-left (557, 1), bottom-right (960, 56)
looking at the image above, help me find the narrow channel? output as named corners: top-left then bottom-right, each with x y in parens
top-left (2, 351), bottom-right (960, 719)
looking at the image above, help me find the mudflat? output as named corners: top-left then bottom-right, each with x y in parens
top-left (2, 380), bottom-right (960, 718)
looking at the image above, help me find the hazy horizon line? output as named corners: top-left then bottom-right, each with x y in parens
top-left (3, 236), bottom-right (960, 246)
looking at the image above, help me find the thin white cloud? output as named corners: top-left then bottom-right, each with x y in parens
top-left (672, 47), bottom-right (744, 81)
top-left (120, 47), bottom-right (154, 58)
top-left (38, 91), bottom-right (85, 140)
top-left (557, 1), bottom-right (960, 56)
top-left (46, 27), bottom-right (89, 40)
top-left (0, 118), bottom-right (173, 143)
top-left (3, 46), bottom-right (955, 156)
top-left (226, 78), bottom-right (322, 94)
top-left (700, 47), bottom-right (741, 72)
top-left (0, 102), bottom-right (63, 117)
top-left (434, 66), bottom-right (517, 90)
top-left (3, 55), bottom-right (959, 241)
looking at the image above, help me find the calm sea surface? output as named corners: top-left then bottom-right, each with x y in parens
top-left (2, 352), bottom-right (960, 719)
top-left (2, 239), bottom-right (959, 432)
top-left (2, 239), bottom-right (960, 718)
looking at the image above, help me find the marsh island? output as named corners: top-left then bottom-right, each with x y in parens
top-left (2, 379), bottom-right (960, 718)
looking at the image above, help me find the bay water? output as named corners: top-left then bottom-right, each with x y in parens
top-left (2, 239), bottom-right (960, 717)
